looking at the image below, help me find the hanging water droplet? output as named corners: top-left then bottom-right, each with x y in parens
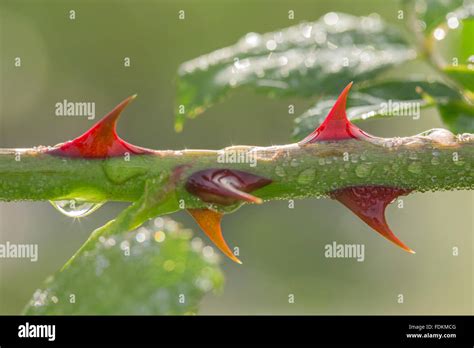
top-left (408, 161), bottom-right (422, 174)
top-left (50, 199), bottom-right (104, 218)
top-left (431, 157), bottom-right (440, 165)
top-left (355, 163), bottom-right (371, 178)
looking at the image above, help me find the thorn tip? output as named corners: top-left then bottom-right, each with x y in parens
top-left (299, 82), bottom-right (370, 144)
top-left (331, 185), bottom-right (414, 254)
top-left (187, 208), bottom-right (242, 264)
top-left (47, 95), bottom-right (151, 158)
top-left (185, 169), bottom-right (271, 206)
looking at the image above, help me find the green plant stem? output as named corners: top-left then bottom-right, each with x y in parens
top-left (1, 131), bottom-right (473, 207)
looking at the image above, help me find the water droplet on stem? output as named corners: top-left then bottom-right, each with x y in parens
top-left (50, 199), bottom-right (104, 218)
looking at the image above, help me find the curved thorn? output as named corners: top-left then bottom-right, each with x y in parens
top-left (187, 208), bottom-right (242, 264)
top-left (331, 186), bottom-right (415, 254)
top-left (47, 95), bottom-right (152, 158)
top-left (185, 169), bottom-right (271, 206)
top-left (299, 82), bottom-right (371, 144)
top-left (219, 177), bottom-right (264, 204)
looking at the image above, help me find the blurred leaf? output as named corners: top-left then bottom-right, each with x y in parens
top-left (24, 217), bottom-right (223, 315)
top-left (175, 12), bottom-right (415, 131)
top-left (438, 100), bottom-right (474, 133)
top-left (292, 80), bottom-right (460, 140)
top-left (443, 65), bottom-right (474, 92)
top-left (412, 0), bottom-right (466, 34)
top-left (459, 18), bottom-right (474, 61)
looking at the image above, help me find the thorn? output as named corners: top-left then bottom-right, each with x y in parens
top-left (47, 95), bottom-right (152, 158)
top-left (187, 208), bottom-right (242, 264)
top-left (299, 82), bottom-right (371, 144)
top-left (185, 169), bottom-right (271, 206)
top-left (330, 185), bottom-right (415, 254)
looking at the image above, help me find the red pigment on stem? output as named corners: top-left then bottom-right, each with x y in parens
top-left (330, 186), bottom-right (414, 253)
top-left (47, 95), bottom-right (152, 158)
top-left (299, 82), bottom-right (415, 253)
top-left (185, 169), bottom-right (271, 264)
top-left (299, 82), bottom-right (371, 144)
top-left (44, 85), bottom-right (416, 262)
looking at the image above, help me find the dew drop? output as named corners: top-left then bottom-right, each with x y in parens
top-left (355, 163), bottom-right (371, 178)
top-left (163, 259), bottom-right (176, 272)
top-left (431, 157), bottom-right (440, 165)
top-left (433, 28), bottom-right (446, 40)
top-left (154, 231), bottom-right (166, 243)
top-left (275, 165), bottom-right (286, 177)
top-left (50, 199), bottom-right (104, 218)
top-left (136, 231), bottom-right (147, 243)
top-left (408, 161), bottom-right (422, 174)
top-left (447, 16), bottom-right (459, 29)
top-left (279, 56), bottom-right (289, 66)
top-left (297, 168), bottom-right (316, 185)
top-left (244, 32), bottom-right (261, 47)
top-left (324, 12), bottom-right (339, 25)
top-left (290, 159), bottom-right (300, 167)
top-left (266, 39), bottom-right (277, 51)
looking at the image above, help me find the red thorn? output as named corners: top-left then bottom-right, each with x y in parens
top-left (330, 186), bottom-right (415, 254)
top-left (299, 82), bottom-right (371, 144)
top-left (187, 208), bottom-right (242, 264)
top-left (47, 95), bottom-right (152, 158)
top-left (185, 169), bottom-right (272, 206)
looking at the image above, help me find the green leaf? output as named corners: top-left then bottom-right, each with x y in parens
top-left (459, 18), bottom-right (474, 61)
top-left (60, 173), bottom-right (182, 270)
top-left (411, 0), bottom-right (466, 34)
top-left (292, 80), bottom-right (460, 140)
top-left (23, 217), bottom-right (223, 315)
top-left (443, 65), bottom-right (474, 92)
top-left (437, 100), bottom-right (474, 133)
top-left (175, 12), bottom-right (415, 131)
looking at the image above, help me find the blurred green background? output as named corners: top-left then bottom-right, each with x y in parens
top-left (0, 0), bottom-right (472, 314)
